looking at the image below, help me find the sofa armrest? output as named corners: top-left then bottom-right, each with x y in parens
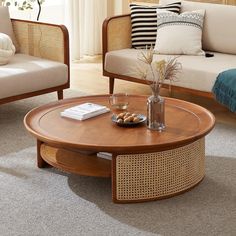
top-left (102, 14), bottom-right (132, 77)
top-left (103, 14), bottom-right (132, 54)
top-left (11, 19), bottom-right (69, 66)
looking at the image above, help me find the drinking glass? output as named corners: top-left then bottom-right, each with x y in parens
top-left (109, 93), bottom-right (129, 113)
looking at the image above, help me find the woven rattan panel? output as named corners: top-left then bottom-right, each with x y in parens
top-left (115, 138), bottom-right (205, 201)
top-left (12, 21), bottom-right (65, 63)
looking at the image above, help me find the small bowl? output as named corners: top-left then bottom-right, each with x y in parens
top-left (109, 93), bottom-right (129, 111)
top-left (112, 114), bottom-right (146, 127)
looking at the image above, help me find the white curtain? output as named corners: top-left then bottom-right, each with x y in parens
top-left (65, 0), bottom-right (129, 60)
top-left (80, 0), bottom-right (107, 56)
top-left (65, 0), bottom-right (81, 60)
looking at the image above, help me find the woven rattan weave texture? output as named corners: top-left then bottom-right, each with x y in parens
top-left (12, 21), bottom-right (65, 63)
top-left (115, 138), bottom-right (205, 201)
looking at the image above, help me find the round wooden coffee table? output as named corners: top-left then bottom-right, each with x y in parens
top-left (24, 95), bottom-right (215, 203)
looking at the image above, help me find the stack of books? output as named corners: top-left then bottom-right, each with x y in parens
top-left (61, 102), bottom-right (110, 121)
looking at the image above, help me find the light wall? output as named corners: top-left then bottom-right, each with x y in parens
top-left (3, 0), bottom-right (65, 23)
top-left (107, 0), bottom-right (130, 16)
top-left (130, 0), bottom-right (236, 5)
top-left (5, 0), bottom-right (130, 22)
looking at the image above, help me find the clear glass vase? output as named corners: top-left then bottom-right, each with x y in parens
top-left (146, 93), bottom-right (165, 131)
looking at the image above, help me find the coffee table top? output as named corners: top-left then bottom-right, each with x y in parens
top-left (24, 95), bottom-right (215, 153)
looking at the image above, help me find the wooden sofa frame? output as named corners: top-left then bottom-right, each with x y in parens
top-left (102, 14), bottom-right (213, 98)
top-left (0, 19), bottom-right (70, 105)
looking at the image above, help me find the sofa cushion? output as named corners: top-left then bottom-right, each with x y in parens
top-left (0, 7), bottom-right (19, 52)
top-left (129, 2), bottom-right (181, 49)
top-left (160, 0), bottom-right (236, 55)
top-left (0, 53), bottom-right (68, 99)
top-left (105, 49), bottom-right (236, 92)
top-left (154, 9), bottom-right (205, 55)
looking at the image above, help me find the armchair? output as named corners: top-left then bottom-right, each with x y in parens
top-left (0, 15), bottom-right (69, 105)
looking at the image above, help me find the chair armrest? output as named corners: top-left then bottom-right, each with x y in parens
top-left (11, 19), bottom-right (69, 66)
top-left (102, 14), bottom-right (132, 54)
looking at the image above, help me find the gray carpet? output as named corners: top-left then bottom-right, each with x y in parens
top-left (0, 90), bottom-right (236, 236)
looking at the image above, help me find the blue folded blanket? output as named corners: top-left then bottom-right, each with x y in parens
top-left (212, 69), bottom-right (236, 113)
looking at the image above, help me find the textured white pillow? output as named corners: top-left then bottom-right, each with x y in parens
top-left (154, 9), bottom-right (205, 55)
top-left (0, 6), bottom-right (19, 52)
top-left (0, 33), bottom-right (16, 65)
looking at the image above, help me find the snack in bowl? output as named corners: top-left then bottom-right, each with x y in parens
top-left (112, 112), bottom-right (146, 127)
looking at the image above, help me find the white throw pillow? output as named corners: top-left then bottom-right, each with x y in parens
top-left (0, 32), bottom-right (16, 65)
top-left (0, 6), bottom-right (19, 52)
top-left (154, 9), bottom-right (205, 55)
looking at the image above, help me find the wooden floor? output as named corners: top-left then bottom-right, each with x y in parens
top-left (71, 56), bottom-right (236, 127)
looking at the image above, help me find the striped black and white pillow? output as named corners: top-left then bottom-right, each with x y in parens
top-left (130, 2), bottom-right (181, 49)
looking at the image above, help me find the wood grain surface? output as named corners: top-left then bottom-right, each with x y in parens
top-left (40, 144), bottom-right (111, 177)
top-left (24, 95), bottom-right (215, 154)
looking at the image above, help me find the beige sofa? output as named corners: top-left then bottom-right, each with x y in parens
top-left (0, 7), bottom-right (69, 105)
top-left (103, 0), bottom-right (236, 97)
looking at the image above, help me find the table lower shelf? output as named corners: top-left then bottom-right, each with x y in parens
top-left (40, 144), bottom-right (111, 177)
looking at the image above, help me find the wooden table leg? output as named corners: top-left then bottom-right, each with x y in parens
top-left (37, 140), bottom-right (49, 168)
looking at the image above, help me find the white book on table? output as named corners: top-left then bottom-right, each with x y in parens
top-left (61, 108), bottom-right (110, 120)
top-left (60, 102), bottom-right (110, 120)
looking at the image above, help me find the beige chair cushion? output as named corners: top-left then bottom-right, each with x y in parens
top-left (160, 0), bottom-right (236, 54)
top-left (0, 6), bottom-right (19, 52)
top-left (0, 53), bottom-right (68, 99)
top-left (105, 49), bottom-right (236, 92)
